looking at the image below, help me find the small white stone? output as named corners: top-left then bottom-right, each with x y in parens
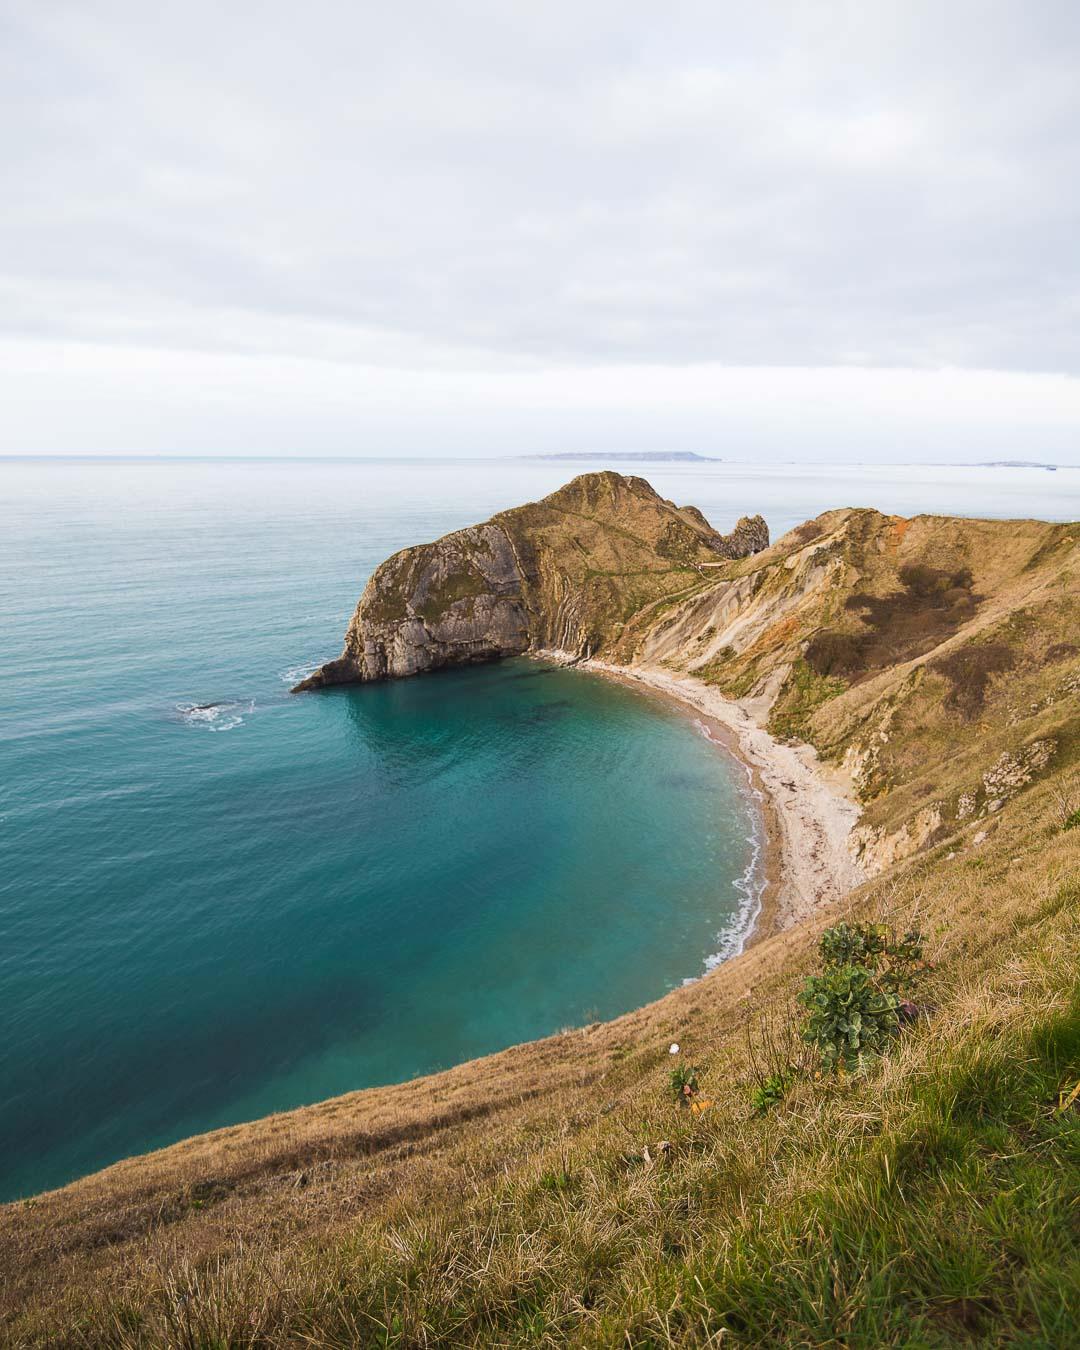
top-left (669, 1043), bottom-right (680, 1055)
top-left (973, 830), bottom-right (988, 846)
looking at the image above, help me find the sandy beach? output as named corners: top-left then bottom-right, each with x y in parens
top-left (582, 660), bottom-right (866, 940)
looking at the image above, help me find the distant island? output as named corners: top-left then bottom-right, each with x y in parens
top-left (520, 451), bottom-right (720, 463)
top-left (977, 460), bottom-right (1060, 471)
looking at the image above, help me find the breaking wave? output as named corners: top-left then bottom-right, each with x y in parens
top-left (175, 700), bottom-right (255, 732)
top-left (279, 662), bottom-right (320, 685)
top-left (691, 717), bottom-right (767, 976)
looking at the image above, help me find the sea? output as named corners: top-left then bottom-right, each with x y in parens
top-left (1, 456), bottom-right (1076, 1201)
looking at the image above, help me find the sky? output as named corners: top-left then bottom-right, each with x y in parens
top-left (3, 0), bottom-right (1080, 461)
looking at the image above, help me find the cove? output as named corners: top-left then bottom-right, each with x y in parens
top-left (2, 647), bottom-right (759, 1202)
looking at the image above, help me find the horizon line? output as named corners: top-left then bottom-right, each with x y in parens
top-left (1, 453), bottom-right (1077, 469)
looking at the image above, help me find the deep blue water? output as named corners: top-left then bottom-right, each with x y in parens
top-left (2, 456), bottom-right (1076, 1203)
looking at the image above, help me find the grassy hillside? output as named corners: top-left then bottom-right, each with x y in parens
top-left (2, 499), bottom-right (1078, 1347)
top-left (493, 472), bottom-right (766, 655)
top-left (635, 508), bottom-right (1079, 872)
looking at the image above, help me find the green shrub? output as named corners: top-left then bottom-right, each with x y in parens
top-left (819, 922), bottom-right (924, 992)
top-left (797, 922), bottom-right (926, 1075)
top-left (745, 923), bottom-right (928, 1106)
top-left (797, 964), bottom-right (905, 1074)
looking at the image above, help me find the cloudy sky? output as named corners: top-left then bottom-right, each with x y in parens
top-left (4, 0), bottom-right (1080, 460)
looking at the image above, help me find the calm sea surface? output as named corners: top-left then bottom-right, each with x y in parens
top-left (1, 457), bottom-right (1076, 1201)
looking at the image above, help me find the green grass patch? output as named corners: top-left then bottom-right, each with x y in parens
top-left (769, 657), bottom-right (847, 740)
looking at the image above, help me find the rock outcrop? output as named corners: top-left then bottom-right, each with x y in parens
top-left (300, 522), bottom-right (531, 686)
top-left (294, 472), bottom-right (769, 688)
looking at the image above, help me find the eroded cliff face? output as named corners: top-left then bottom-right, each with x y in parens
top-left (294, 472), bottom-right (769, 688)
top-left (621, 506), bottom-right (1079, 875)
top-left (301, 522), bottom-right (530, 686)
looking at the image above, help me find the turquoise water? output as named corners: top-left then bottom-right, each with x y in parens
top-left (1, 459), bottom-right (766, 1202)
top-left (3, 457), bottom-right (1076, 1203)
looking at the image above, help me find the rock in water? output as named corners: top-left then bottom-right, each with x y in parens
top-left (294, 472), bottom-right (768, 688)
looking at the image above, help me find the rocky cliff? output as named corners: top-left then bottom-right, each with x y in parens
top-left (299, 479), bottom-right (1077, 881)
top-left (294, 472), bottom-right (768, 688)
top-left (296, 475), bottom-right (1077, 882)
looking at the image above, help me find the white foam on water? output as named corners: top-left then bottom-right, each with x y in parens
top-left (175, 700), bottom-right (255, 732)
top-left (686, 717), bottom-right (768, 978)
top-left (279, 662), bottom-right (320, 685)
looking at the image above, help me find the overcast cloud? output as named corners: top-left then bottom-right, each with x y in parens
top-left (3, 1), bottom-right (1080, 459)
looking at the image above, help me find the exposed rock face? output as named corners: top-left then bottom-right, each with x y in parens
top-left (709, 512), bottom-right (770, 559)
top-left (302, 523), bottom-right (530, 686)
top-left (850, 803), bottom-right (944, 873)
top-left (294, 472), bottom-right (769, 688)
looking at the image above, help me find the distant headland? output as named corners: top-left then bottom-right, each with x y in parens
top-left (519, 451), bottom-right (720, 463)
top-left (976, 459), bottom-right (1060, 471)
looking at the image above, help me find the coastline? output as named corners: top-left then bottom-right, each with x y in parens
top-left (554, 656), bottom-right (865, 946)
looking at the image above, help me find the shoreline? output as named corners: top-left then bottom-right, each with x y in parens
top-left (586, 665), bottom-right (778, 957)
top-left (541, 654), bottom-right (865, 945)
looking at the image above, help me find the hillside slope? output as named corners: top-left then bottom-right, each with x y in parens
top-left (626, 505), bottom-right (1079, 873)
top-left (3, 478), bottom-right (1078, 1347)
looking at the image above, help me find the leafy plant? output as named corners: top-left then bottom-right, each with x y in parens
top-left (749, 1072), bottom-right (790, 1115)
top-left (798, 963), bottom-right (904, 1074)
top-left (797, 922), bottom-right (926, 1074)
top-left (819, 921), bottom-right (924, 992)
top-left (668, 1062), bottom-right (701, 1107)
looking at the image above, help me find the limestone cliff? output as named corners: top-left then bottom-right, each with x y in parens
top-left (294, 472), bottom-right (768, 688)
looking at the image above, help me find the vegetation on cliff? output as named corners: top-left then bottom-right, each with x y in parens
top-left (641, 505), bottom-right (1078, 874)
